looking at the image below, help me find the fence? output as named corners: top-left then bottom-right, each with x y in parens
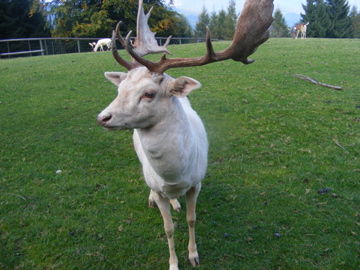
top-left (0, 37), bottom-right (208, 59)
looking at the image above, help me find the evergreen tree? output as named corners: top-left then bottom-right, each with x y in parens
top-left (271, 9), bottom-right (289, 37)
top-left (201, 1), bottom-right (239, 40)
top-left (301, 0), bottom-right (318, 37)
top-left (208, 11), bottom-right (218, 39)
top-left (312, 0), bottom-right (331, 37)
top-left (195, 6), bottom-right (210, 38)
top-left (0, 0), bottom-right (50, 38)
top-left (350, 6), bottom-right (360, 38)
top-left (327, 0), bottom-right (352, 37)
top-left (223, 0), bottom-right (237, 39)
top-left (216, 9), bottom-right (227, 39)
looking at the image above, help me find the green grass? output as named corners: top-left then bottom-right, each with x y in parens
top-left (0, 38), bottom-right (359, 270)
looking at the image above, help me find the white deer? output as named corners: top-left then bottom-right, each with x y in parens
top-left (96, 0), bottom-right (273, 269)
top-left (92, 38), bottom-right (112, 51)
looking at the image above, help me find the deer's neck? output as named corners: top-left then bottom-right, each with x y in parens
top-left (136, 97), bottom-right (197, 181)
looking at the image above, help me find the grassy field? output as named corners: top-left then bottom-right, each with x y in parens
top-left (0, 38), bottom-right (359, 270)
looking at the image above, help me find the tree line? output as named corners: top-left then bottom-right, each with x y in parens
top-left (271, 0), bottom-right (359, 38)
top-left (194, 0), bottom-right (237, 40)
top-left (1, 0), bottom-right (359, 40)
top-left (0, 0), bottom-right (192, 39)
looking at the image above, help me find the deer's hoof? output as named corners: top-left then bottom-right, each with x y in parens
top-left (169, 264), bottom-right (179, 270)
top-left (189, 254), bottom-right (200, 267)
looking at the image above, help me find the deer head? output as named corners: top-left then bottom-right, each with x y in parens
top-left (97, 67), bottom-right (200, 129)
top-left (97, 0), bottom-right (274, 129)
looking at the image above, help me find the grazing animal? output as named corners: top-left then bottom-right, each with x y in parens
top-left (93, 38), bottom-right (112, 51)
top-left (294, 22), bottom-right (309, 39)
top-left (96, 0), bottom-right (273, 269)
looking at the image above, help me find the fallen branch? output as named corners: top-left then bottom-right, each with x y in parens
top-left (294, 74), bottom-right (343, 90)
top-left (333, 138), bottom-right (348, 153)
top-left (5, 193), bottom-right (27, 201)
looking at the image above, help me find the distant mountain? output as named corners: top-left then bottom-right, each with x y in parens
top-left (185, 14), bottom-right (198, 29)
top-left (174, 8), bottom-right (198, 29)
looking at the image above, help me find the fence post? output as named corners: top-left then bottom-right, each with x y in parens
top-left (77, 40), bottom-right (81, 53)
top-left (28, 40), bottom-right (32, 56)
top-left (44, 39), bottom-right (48, 55)
top-left (39, 40), bottom-right (44, 56)
top-left (51, 41), bottom-right (55, 55)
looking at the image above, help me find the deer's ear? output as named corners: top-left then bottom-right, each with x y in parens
top-left (104, 72), bottom-right (127, 86)
top-left (169, 76), bottom-right (201, 97)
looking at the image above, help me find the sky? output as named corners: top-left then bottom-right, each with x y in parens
top-left (171, 0), bottom-right (360, 16)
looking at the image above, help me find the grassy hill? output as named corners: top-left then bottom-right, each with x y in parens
top-left (0, 38), bottom-right (359, 269)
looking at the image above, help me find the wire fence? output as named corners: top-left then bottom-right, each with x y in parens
top-left (0, 37), bottom-right (208, 59)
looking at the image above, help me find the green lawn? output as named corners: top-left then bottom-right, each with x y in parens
top-left (0, 38), bottom-right (359, 270)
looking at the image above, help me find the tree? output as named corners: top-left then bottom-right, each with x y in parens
top-left (301, 0), bottom-right (352, 37)
top-left (327, 0), bottom-right (352, 37)
top-left (208, 11), bottom-right (219, 39)
top-left (152, 12), bottom-right (193, 37)
top-left (49, 0), bottom-right (191, 38)
top-left (312, 0), bottom-right (331, 37)
top-left (301, 0), bottom-right (331, 37)
top-left (216, 9), bottom-right (227, 40)
top-left (195, 6), bottom-right (210, 38)
top-left (0, 0), bottom-right (50, 39)
top-left (301, 0), bottom-right (319, 37)
top-left (350, 6), bottom-right (360, 38)
top-left (271, 9), bottom-right (289, 37)
top-left (223, 0), bottom-right (237, 39)
top-left (197, 1), bottom-right (240, 40)
top-left (49, 0), bottom-right (105, 37)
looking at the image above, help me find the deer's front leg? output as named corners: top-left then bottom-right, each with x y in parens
top-left (152, 191), bottom-right (178, 270)
top-left (186, 183), bottom-right (201, 267)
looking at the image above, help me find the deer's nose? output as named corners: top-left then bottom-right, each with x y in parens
top-left (97, 113), bottom-right (112, 126)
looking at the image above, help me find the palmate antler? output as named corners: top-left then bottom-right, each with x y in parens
top-left (111, 0), bottom-right (171, 69)
top-left (112, 0), bottom-right (274, 74)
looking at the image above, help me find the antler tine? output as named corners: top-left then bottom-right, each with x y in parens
top-left (125, 0), bottom-right (273, 74)
top-left (205, 27), bottom-right (216, 60)
top-left (115, 21), bottom-right (126, 48)
top-left (163, 35), bottom-right (173, 48)
top-left (111, 22), bottom-right (138, 70)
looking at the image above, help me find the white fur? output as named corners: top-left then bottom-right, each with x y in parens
top-left (93, 38), bottom-right (112, 51)
top-left (97, 67), bottom-right (208, 269)
top-left (98, 67), bottom-right (208, 198)
top-left (133, 95), bottom-right (208, 198)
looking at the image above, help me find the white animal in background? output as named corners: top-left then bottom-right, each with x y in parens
top-left (93, 38), bottom-right (112, 51)
top-left (96, 0), bottom-right (273, 269)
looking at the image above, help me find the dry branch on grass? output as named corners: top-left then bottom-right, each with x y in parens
top-left (294, 74), bottom-right (343, 90)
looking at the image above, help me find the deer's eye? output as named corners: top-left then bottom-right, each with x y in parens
top-left (142, 92), bottom-right (156, 99)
